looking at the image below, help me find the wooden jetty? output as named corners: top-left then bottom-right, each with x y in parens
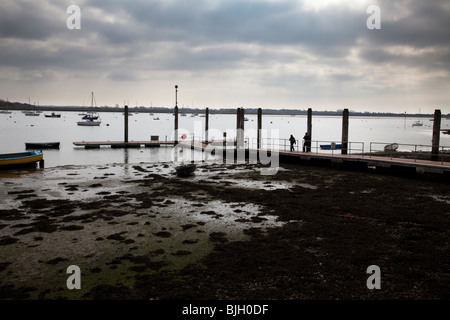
top-left (72, 102), bottom-right (449, 180)
top-left (277, 149), bottom-right (450, 176)
top-left (179, 141), bottom-right (450, 180)
top-left (73, 140), bottom-right (175, 149)
top-left (72, 139), bottom-right (450, 179)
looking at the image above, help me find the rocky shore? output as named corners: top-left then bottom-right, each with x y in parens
top-left (0, 161), bottom-right (449, 300)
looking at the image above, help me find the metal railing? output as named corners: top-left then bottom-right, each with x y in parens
top-left (309, 140), bottom-right (365, 155)
top-left (178, 135), bottom-right (450, 165)
top-left (245, 138), bottom-right (365, 155)
top-left (369, 142), bottom-right (450, 165)
top-left (186, 135), bottom-right (366, 155)
top-left (249, 138), bottom-right (300, 152)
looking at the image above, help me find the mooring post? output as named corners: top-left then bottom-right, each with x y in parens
top-left (236, 107), bottom-right (245, 149)
top-left (307, 108), bottom-right (312, 140)
top-left (174, 106), bottom-right (179, 144)
top-left (236, 107), bottom-right (240, 126)
top-left (432, 109), bottom-right (441, 161)
top-left (205, 107), bottom-right (209, 144)
top-left (223, 131), bottom-right (227, 159)
top-left (236, 108), bottom-right (241, 148)
top-left (257, 108), bottom-right (262, 149)
top-left (124, 105), bottom-right (129, 143)
top-left (241, 107), bottom-right (245, 130)
top-left (307, 108), bottom-right (312, 152)
top-left (342, 108), bottom-right (349, 155)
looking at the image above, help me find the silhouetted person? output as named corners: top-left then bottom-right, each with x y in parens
top-left (303, 132), bottom-right (311, 152)
top-left (289, 134), bottom-right (296, 151)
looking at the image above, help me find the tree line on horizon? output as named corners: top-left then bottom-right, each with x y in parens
top-left (1, 98), bottom-right (448, 118)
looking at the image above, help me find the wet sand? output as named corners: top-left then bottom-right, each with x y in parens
top-left (0, 161), bottom-right (449, 300)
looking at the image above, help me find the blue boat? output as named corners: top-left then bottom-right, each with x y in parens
top-left (320, 143), bottom-right (342, 150)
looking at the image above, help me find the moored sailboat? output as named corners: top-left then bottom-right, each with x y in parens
top-left (412, 109), bottom-right (423, 127)
top-left (78, 92), bottom-right (101, 126)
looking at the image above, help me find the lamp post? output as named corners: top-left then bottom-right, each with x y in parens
top-left (175, 85), bottom-right (178, 108)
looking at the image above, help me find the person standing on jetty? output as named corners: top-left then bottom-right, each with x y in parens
top-left (289, 134), bottom-right (296, 151)
top-left (303, 132), bottom-right (311, 152)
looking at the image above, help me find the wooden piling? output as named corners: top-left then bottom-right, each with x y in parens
top-left (223, 132), bottom-right (227, 149)
top-left (306, 108), bottom-right (312, 152)
top-left (205, 107), bottom-right (209, 144)
top-left (236, 108), bottom-right (242, 148)
top-left (432, 109), bottom-right (441, 161)
top-left (240, 107), bottom-right (245, 131)
top-left (174, 106), bottom-right (179, 144)
top-left (341, 108), bottom-right (349, 155)
top-left (124, 105), bottom-right (129, 143)
top-left (237, 107), bottom-right (245, 149)
top-left (236, 107), bottom-right (241, 132)
top-left (257, 108), bottom-right (262, 149)
top-left (307, 108), bottom-right (312, 141)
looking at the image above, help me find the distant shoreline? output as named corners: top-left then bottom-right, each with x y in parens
top-left (0, 100), bottom-right (447, 118)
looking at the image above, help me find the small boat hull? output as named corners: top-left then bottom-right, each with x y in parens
top-left (45, 113), bottom-right (61, 118)
top-left (175, 164), bottom-right (197, 177)
top-left (0, 151), bottom-right (44, 169)
top-left (25, 142), bottom-right (60, 149)
top-left (384, 143), bottom-right (399, 151)
top-left (77, 121), bottom-right (101, 126)
top-left (320, 143), bottom-right (342, 150)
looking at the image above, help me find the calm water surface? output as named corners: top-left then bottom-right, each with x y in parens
top-left (1, 111), bottom-right (449, 168)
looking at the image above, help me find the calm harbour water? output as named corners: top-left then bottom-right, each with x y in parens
top-left (1, 110), bottom-right (449, 168)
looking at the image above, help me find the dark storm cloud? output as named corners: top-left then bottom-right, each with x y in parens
top-left (87, 0), bottom-right (365, 57)
top-left (0, 0), bottom-right (449, 111)
top-left (359, 0), bottom-right (450, 68)
top-left (2, 0), bottom-right (446, 74)
top-left (81, 0), bottom-right (450, 76)
top-left (82, 0), bottom-right (450, 52)
top-left (0, 1), bottom-right (60, 40)
top-left (370, 0), bottom-right (450, 47)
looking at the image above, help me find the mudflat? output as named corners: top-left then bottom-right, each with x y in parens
top-left (0, 161), bottom-right (449, 300)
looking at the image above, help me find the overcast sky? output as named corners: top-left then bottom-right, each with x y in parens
top-left (0, 0), bottom-right (449, 113)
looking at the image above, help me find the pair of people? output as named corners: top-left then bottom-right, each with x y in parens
top-left (289, 132), bottom-right (311, 152)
